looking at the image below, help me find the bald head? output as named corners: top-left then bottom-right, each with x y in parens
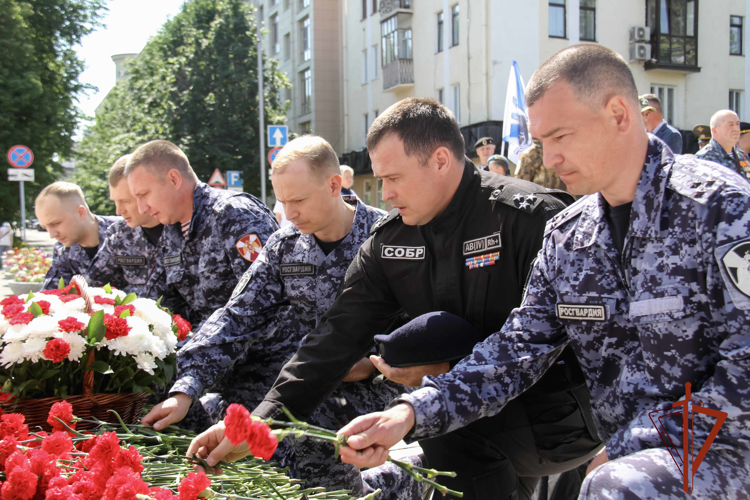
top-left (35, 182), bottom-right (88, 212)
top-left (711, 110), bottom-right (741, 152)
top-left (34, 182), bottom-right (94, 247)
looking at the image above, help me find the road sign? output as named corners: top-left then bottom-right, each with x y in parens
top-left (267, 126), bottom-right (288, 147)
top-left (227, 170), bottom-right (242, 187)
top-left (7, 145), bottom-right (33, 168)
top-left (8, 169), bottom-right (34, 181)
top-left (268, 147), bottom-right (282, 165)
top-left (208, 168), bottom-right (226, 187)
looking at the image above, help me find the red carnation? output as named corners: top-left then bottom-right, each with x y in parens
top-left (0, 297), bottom-right (23, 307)
top-left (3, 451), bottom-right (29, 476)
top-left (64, 284), bottom-right (79, 295)
top-left (47, 401), bottom-right (75, 434)
top-left (0, 436), bottom-right (18, 471)
top-left (177, 472), bottom-right (211, 500)
top-left (1, 304), bottom-right (24, 319)
top-left (40, 289), bottom-right (64, 296)
top-left (104, 317), bottom-right (130, 341)
top-left (102, 467), bottom-right (150, 500)
top-left (224, 404), bottom-right (253, 446)
top-left (35, 300), bottom-right (51, 315)
top-left (59, 294), bottom-right (81, 304)
top-left (112, 445), bottom-right (143, 474)
top-left (1, 465), bottom-right (38, 500)
top-left (58, 317), bottom-right (86, 333)
top-left (114, 305), bottom-right (135, 318)
top-left (43, 338), bottom-right (71, 363)
top-left (246, 421), bottom-right (278, 461)
top-left (0, 414), bottom-right (28, 441)
top-left (0, 392), bottom-right (14, 403)
top-left (84, 432), bottom-right (120, 470)
top-left (150, 487), bottom-right (178, 500)
top-left (9, 313), bottom-right (33, 326)
top-left (94, 296), bottom-right (115, 306)
top-left (172, 314), bottom-right (192, 342)
top-left (27, 430), bottom-right (46, 448)
top-left (41, 432), bottom-right (73, 457)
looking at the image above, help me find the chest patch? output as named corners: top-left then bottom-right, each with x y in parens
top-left (115, 256), bottom-right (147, 266)
top-left (381, 245), bottom-right (425, 260)
top-left (463, 233), bottom-right (501, 256)
top-left (163, 253), bottom-right (182, 266)
top-left (556, 303), bottom-right (606, 321)
top-left (465, 252), bottom-right (500, 269)
top-left (236, 233), bottom-right (263, 262)
top-left (280, 263), bottom-right (316, 276)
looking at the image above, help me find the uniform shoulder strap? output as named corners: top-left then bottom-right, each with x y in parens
top-left (370, 208), bottom-right (401, 235)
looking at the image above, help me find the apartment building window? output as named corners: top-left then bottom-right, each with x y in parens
top-left (580, 0), bottom-right (596, 41)
top-left (271, 14), bottom-right (279, 54)
top-left (377, 178), bottom-right (386, 209)
top-left (370, 45), bottom-right (378, 80)
top-left (301, 0), bottom-right (310, 8)
top-left (645, 0), bottom-right (698, 69)
top-left (300, 17), bottom-right (311, 61)
top-left (363, 113), bottom-right (369, 145)
top-left (270, 0), bottom-right (277, 6)
top-left (259, 5), bottom-right (264, 23)
top-left (730, 90), bottom-right (742, 116)
top-left (381, 15), bottom-right (412, 66)
top-left (300, 69), bottom-right (312, 115)
top-left (437, 12), bottom-right (444, 52)
top-left (362, 49), bottom-right (368, 84)
top-left (452, 84), bottom-right (460, 123)
top-left (300, 121), bottom-right (312, 134)
top-left (363, 180), bottom-right (372, 206)
top-left (372, 0), bottom-right (377, 15)
top-left (437, 88), bottom-right (444, 104)
top-left (362, 0), bottom-right (367, 19)
top-left (731, 16), bottom-right (744, 55)
top-left (284, 0), bottom-right (289, 11)
top-left (284, 33), bottom-right (291, 60)
top-left (284, 87), bottom-right (292, 103)
top-left (650, 84), bottom-right (676, 125)
top-left (549, 0), bottom-right (566, 38)
top-left (451, 4), bottom-right (459, 47)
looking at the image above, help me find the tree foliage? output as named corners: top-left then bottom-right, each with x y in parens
top-left (0, 0), bottom-right (106, 223)
top-left (73, 0), bottom-right (290, 215)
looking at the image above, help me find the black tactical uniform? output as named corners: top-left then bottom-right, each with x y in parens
top-left (255, 159), bottom-right (601, 499)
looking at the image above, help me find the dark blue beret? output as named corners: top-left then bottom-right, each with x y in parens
top-left (374, 312), bottom-right (484, 367)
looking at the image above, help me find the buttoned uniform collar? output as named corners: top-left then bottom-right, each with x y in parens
top-left (572, 136), bottom-right (673, 250)
top-left (291, 201), bottom-right (371, 266)
top-left (423, 158), bottom-right (476, 234)
top-left (652, 120), bottom-right (667, 135)
top-left (708, 138), bottom-right (737, 159)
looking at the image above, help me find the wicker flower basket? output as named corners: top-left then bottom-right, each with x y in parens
top-left (0, 275), bottom-right (150, 431)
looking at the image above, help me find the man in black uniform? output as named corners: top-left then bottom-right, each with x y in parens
top-left (188, 98), bottom-right (601, 500)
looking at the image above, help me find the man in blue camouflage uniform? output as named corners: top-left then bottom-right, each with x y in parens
top-left (142, 136), bottom-right (406, 495)
top-left (338, 45), bottom-right (750, 500)
top-left (35, 181), bottom-right (120, 290)
top-left (125, 140), bottom-right (278, 329)
top-left (189, 99), bottom-right (601, 500)
top-left (696, 109), bottom-right (750, 182)
top-left (87, 155), bottom-right (186, 314)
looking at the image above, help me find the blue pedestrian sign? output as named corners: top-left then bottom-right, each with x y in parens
top-left (227, 170), bottom-right (242, 187)
top-left (268, 125), bottom-right (288, 147)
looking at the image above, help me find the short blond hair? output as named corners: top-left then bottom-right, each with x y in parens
top-left (272, 135), bottom-right (340, 182)
top-left (108, 154), bottom-right (132, 187)
top-left (36, 182), bottom-right (88, 210)
top-left (340, 165), bottom-right (354, 176)
top-left (125, 140), bottom-right (197, 181)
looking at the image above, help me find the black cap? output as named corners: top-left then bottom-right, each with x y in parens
top-left (741, 122), bottom-right (750, 135)
top-left (474, 137), bottom-right (494, 148)
top-left (374, 312), bottom-right (484, 367)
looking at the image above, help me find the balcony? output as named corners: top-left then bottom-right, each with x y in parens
top-left (379, 0), bottom-right (412, 17)
top-left (383, 59), bottom-right (414, 91)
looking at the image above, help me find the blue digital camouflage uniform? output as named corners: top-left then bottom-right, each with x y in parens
top-left (696, 138), bottom-right (750, 181)
top-left (171, 201), bottom-right (407, 495)
top-left (159, 182), bottom-right (278, 329)
top-left (85, 219), bottom-right (186, 315)
top-left (41, 215), bottom-right (120, 290)
top-left (402, 137), bottom-right (750, 499)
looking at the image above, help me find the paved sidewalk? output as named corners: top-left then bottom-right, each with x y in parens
top-left (1, 228), bottom-right (56, 298)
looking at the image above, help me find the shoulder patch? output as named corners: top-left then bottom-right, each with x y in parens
top-left (544, 196), bottom-right (589, 237)
top-left (489, 185), bottom-right (544, 214)
top-left (716, 238), bottom-right (750, 310)
top-left (370, 208), bottom-right (401, 235)
top-left (236, 233), bottom-right (263, 262)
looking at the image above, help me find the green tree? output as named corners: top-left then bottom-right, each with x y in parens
top-left (74, 0), bottom-right (290, 215)
top-left (0, 0), bottom-right (106, 223)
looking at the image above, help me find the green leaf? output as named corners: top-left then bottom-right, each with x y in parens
top-left (28, 301), bottom-right (43, 318)
top-left (155, 296), bottom-right (163, 308)
top-left (87, 310), bottom-right (106, 343)
top-left (59, 386), bottom-right (67, 399)
top-left (84, 360), bottom-right (112, 374)
top-left (115, 295), bottom-right (122, 306)
top-left (40, 369), bottom-right (60, 380)
top-left (119, 309), bottom-right (131, 318)
top-left (132, 383), bottom-right (143, 393)
top-left (58, 277), bottom-right (66, 290)
top-left (25, 291), bottom-right (34, 303)
top-left (103, 283), bottom-right (112, 294)
top-left (121, 293), bottom-right (137, 305)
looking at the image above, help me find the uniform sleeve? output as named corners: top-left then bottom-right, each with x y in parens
top-left (404, 240), bottom-right (569, 440)
top-left (41, 243), bottom-right (73, 290)
top-left (254, 236), bottom-right (404, 420)
top-left (221, 200), bottom-right (280, 279)
top-left (606, 190), bottom-right (750, 460)
top-left (170, 234), bottom-right (288, 401)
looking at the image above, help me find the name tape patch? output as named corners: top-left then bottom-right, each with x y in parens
top-left (556, 304), bottom-right (606, 322)
top-left (115, 256), bottom-right (147, 266)
top-left (163, 254), bottom-right (182, 267)
top-left (463, 233), bottom-right (501, 256)
top-left (280, 263), bottom-right (316, 276)
top-left (381, 245), bottom-right (426, 260)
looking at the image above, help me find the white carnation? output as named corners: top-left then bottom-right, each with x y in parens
top-left (59, 297), bottom-right (85, 313)
top-left (57, 332), bottom-right (87, 362)
top-left (134, 352), bottom-right (157, 375)
top-left (27, 295), bottom-right (64, 314)
top-left (25, 316), bottom-right (59, 339)
top-left (0, 317), bottom-right (11, 337)
top-left (0, 342), bottom-right (24, 367)
top-left (105, 317), bottom-right (154, 357)
top-left (3, 323), bottom-right (29, 342)
top-left (22, 337), bottom-right (46, 363)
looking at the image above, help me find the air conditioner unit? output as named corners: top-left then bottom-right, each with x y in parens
top-left (629, 26), bottom-right (651, 42)
top-left (629, 42), bottom-right (652, 62)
